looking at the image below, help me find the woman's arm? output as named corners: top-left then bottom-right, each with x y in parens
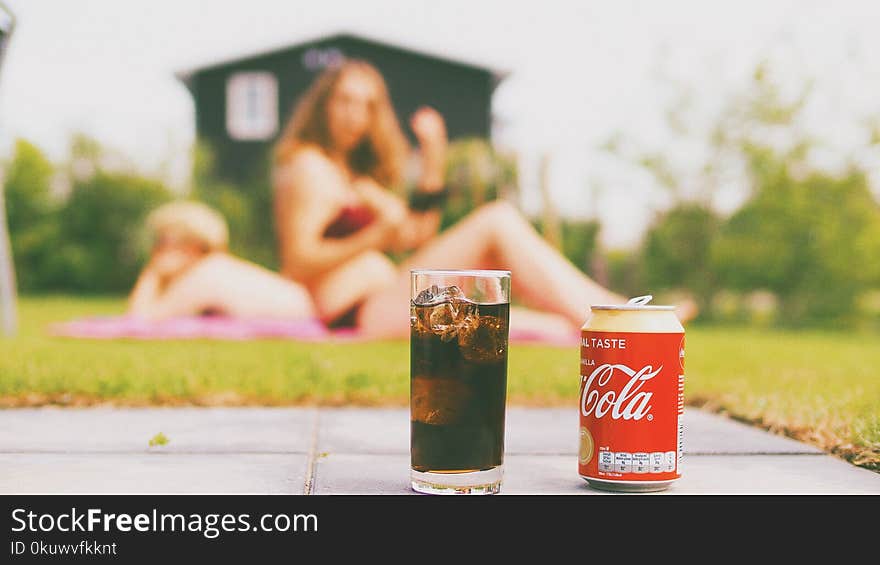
top-left (385, 106), bottom-right (448, 251)
top-left (274, 151), bottom-right (405, 281)
top-left (127, 265), bottom-right (163, 317)
top-left (353, 178), bottom-right (441, 252)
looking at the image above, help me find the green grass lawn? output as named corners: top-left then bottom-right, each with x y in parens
top-left (1, 296), bottom-right (878, 471)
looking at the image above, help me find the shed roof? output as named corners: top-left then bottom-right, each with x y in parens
top-left (174, 30), bottom-right (509, 91)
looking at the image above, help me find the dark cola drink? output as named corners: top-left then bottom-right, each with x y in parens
top-left (410, 284), bottom-right (509, 485)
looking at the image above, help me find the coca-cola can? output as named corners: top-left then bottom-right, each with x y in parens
top-left (578, 295), bottom-right (685, 492)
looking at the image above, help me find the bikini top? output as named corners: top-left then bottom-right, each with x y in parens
top-left (323, 204), bottom-right (376, 239)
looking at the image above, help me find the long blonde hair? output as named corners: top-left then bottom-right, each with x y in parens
top-left (274, 59), bottom-right (409, 187)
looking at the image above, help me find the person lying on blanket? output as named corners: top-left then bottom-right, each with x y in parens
top-left (127, 201), bottom-right (316, 321)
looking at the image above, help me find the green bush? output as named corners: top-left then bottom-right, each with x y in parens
top-left (560, 219), bottom-right (600, 273)
top-left (530, 216), bottom-right (601, 274)
top-left (3, 140), bottom-right (58, 290)
top-left (3, 137), bottom-right (172, 293)
top-left (605, 249), bottom-right (645, 298)
top-left (602, 61), bottom-right (880, 328)
top-left (641, 203), bottom-right (719, 312)
top-left (4, 140), bottom-right (54, 231)
top-left (442, 138), bottom-right (518, 229)
top-left (711, 162), bottom-right (880, 327)
top-left (191, 142), bottom-right (277, 270)
top-left (48, 171), bottom-right (171, 292)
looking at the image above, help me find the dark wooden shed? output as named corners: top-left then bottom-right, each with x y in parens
top-left (176, 31), bottom-right (507, 184)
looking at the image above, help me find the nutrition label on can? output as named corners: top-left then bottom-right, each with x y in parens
top-left (598, 449), bottom-right (676, 474)
top-left (677, 374), bottom-right (684, 470)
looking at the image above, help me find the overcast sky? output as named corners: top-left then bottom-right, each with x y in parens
top-left (2, 0), bottom-right (879, 248)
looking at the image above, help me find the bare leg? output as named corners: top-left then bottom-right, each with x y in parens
top-left (358, 201), bottom-right (626, 337)
top-left (306, 251), bottom-right (397, 323)
top-left (130, 254), bottom-right (317, 321)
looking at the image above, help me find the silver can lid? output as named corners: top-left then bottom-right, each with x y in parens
top-left (590, 295), bottom-right (676, 311)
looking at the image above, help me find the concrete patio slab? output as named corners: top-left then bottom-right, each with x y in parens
top-left (317, 407), bottom-right (408, 454)
top-left (311, 452), bottom-right (880, 495)
top-left (681, 410), bottom-right (822, 455)
top-left (0, 406), bottom-right (316, 454)
top-left (0, 453), bottom-right (308, 494)
top-left (315, 407), bottom-right (822, 455)
top-left (0, 407), bottom-right (875, 495)
top-left (311, 453), bottom-right (412, 495)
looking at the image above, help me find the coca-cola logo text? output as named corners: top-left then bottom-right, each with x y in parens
top-left (580, 364), bottom-right (661, 421)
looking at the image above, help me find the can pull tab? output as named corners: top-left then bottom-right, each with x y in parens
top-left (627, 295), bottom-right (653, 306)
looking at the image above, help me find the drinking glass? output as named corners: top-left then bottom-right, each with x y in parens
top-left (410, 269), bottom-right (511, 495)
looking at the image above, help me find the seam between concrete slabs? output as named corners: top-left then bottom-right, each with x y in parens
top-left (302, 408), bottom-right (321, 495)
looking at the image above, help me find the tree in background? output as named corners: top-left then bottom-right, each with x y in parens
top-left (528, 153), bottom-right (602, 276)
top-left (3, 139), bottom-right (57, 291)
top-left (559, 219), bottom-right (602, 277)
top-left (712, 147), bottom-right (880, 327)
top-left (599, 70), bottom-right (729, 316)
top-left (642, 203), bottom-right (719, 313)
top-left (442, 138), bottom-right (518, 229)
top-left (191, 142), bottom-right (277, 270)
top-left (603, 60), bottom-right (880, 327)
top-left (3, 135), bottom-right (171, 293)
top-left (707, 64), bottom-right (880, 326)
top-left (50, 170), bottom-right (169, 293)
top-left (605, 248), bottom-right (644, 299)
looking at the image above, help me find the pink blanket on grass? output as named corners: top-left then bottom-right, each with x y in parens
top-left (48, 315), bottom-right (578, 347)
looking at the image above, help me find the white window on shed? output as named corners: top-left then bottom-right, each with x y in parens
top-left (226, 72), bottom-right (278, 141)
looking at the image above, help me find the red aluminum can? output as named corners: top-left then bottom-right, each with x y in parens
top-left (578, 295), bottom-right (685, 492)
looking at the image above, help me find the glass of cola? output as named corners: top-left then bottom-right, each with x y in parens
top-left (410, 269), bottom-right (511, 494)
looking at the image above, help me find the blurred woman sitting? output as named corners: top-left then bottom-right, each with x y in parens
top-left (127, 201), bottom-right (316, 321)
top-left (272, 59), bottom-right (645, 339)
